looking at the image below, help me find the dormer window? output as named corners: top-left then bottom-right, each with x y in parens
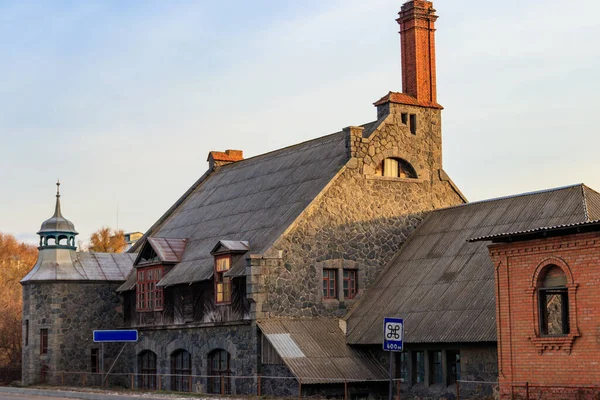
top-left (378, 158), bottom-right (418, 179)
top-left (215, 255), bottom-right (232, 304)
top-left (136, 266), bottom-right (164, 312)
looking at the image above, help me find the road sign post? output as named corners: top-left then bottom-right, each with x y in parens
top-left (383, 318), bottom-right (404, 400)
top-left (93, 330), bottom-right (139, 386)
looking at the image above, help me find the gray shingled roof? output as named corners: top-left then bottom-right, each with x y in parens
top-left (258, 318), bottom-right (387, 384)
top-left (21, 250), bottom-right (135, 283)
top-left (124, 131), bottom-right (350, 289)
top-left (346, 184), bottom-right (600, 345)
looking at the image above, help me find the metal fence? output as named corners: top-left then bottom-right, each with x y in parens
top-left (37, 370), bottom-right (398, 399)
top-left (503, 382), bottom-right (600, 400)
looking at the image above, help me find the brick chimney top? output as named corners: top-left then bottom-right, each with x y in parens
top-left (375, 1), bottom-right (441, 110)
top-left (207, 149), bottom-right (244, 170)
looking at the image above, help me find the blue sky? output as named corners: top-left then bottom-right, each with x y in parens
top-left (2, 0), bottom-right (599, 245)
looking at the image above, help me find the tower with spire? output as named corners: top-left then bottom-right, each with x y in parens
top-left (37, 181), bottom-right (78, 249)
top-left (21, 183), bottom-right (135, 386)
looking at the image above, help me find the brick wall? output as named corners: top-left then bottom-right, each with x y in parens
top-left (489, 231), bottom-right (600, 399)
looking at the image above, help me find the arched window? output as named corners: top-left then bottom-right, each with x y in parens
top-left (538, 265), bottom-right (569, 336)
top-left (207, 349), bottom-right (231, 394)
top-left (137, 350), bottom-right (157, 389)
top-left (170, 349), bottom-right (192, 392)
top-left (378, 158), bottom-right (417, 179)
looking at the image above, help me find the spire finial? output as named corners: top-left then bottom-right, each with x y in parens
top-left (56, 179), bottom-right (61, 198)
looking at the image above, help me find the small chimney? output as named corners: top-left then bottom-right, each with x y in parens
top-left (397, 0), bottom-right (438, 104)
top-left (207, 149), bottom-right (244, 170)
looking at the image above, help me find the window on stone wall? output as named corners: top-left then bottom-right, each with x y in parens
top-left (380, 158), bottom-right (418, 179)
top-left (207, 349), bottom-right (231, 394)
top-left (412, 351), bottom-right (425, 384)
top-left (323, 269), bottom-right (337, 299)
top-left (25, 320), bottom-right (29, 347)
top-left (410, 114), bottom-right (417, 134)
top-left (447, 350), bottom-right (460, 385)
top-left (170, 349), bottom-right (192, 392)
top-left (91, 348), bottom-right (99, 373)
top-left (40, 329), bottom-right (48, 355)
top-left (343, 269), bottom-right (357, 299)
top-left (538, 265), bottom-right (569, 336)
top-left (215, 255), bottom-right (232, 304)
top-left (138, 350), bottom-right (157, 389)
top-left (136, 266), bottom-right (164, 312)
top-left (430, 350), bottom-right (443, 384)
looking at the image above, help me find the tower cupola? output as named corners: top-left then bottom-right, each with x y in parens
top-left (37, 181), bottom-right (78, 249)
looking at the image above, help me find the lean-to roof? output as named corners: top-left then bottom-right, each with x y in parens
top-left (346, 184), bottom-right (600, 345)
top-left (258, 318), bottom-right (387, 384)
top-left (125, 131), bottom-right (350, 289)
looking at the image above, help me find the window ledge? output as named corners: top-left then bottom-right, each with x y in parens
top-left (365, 175), bottom-right (426, 183)
top-left (531, 333), bottom-right (579, 355)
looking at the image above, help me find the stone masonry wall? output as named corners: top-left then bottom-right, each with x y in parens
top-left (255, 103), bottom-right (465, 318)
top-left (21, 281), bottom-right (124, 386)
top-left (131, 322), bottom-right (257, 394)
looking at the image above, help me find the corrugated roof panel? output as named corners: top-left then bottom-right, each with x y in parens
top-left (347, 185), bottom-right (594, 345)
top-left (266, 334), bottom-right (305, 358)
top-left (258, 318), bottom-right (387, 384)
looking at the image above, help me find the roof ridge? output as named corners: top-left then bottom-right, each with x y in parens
top-left (431, 183), bottom-right (584, 213)
top-left (215, 129), bottom-right (349, 171)
top-left (581, 184), bottom-right (590, 220)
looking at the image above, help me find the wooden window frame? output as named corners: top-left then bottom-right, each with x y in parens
top-left (40, 329), bottom-right (48, 355)
top-left (170, 349), bottom-right (192, 392)
top-left (412, 351), bottom-right (425, 384)
top-left (343, 269), bottom-right (357, 299)
top-left (136, 266), bottom-right (164, 312)
top-left (207, 349), bottom-right (231, 394)
top-left (138, 350), bottom-right (157, 390)
top-left (322, 269), bottom-right (337, 299)
top-left (215, 255), bottom-right (232, 305)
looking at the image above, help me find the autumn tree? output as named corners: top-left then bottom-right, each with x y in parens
top-left (88, 227), bottom-right (126, 253)
top-left (0, 233), bottom-right (37, 368)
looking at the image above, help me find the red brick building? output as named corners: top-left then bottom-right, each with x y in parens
top-left (472, 220), bottom-right (600, 399)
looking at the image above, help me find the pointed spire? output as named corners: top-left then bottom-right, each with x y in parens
top-left (54, 179), bottom-right (63, 218)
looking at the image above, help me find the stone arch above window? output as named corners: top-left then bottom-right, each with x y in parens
top-left (375, 157), bottom-right (418, 179)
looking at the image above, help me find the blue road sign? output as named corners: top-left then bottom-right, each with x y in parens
top-left (93, 330), bottom-right (138, 343)
top-left (383, 317), bottom-right (404, 351)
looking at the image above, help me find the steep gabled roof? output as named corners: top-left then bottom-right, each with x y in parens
top-left (127, 131), bottom-right (350, 289)
top-left (345, 184), bottom-right (600, 345)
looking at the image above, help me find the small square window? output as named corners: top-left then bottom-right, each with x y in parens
top-left (401, 113), bottom-right (408, 125)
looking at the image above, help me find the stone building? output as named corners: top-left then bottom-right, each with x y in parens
top-left (471, 218), bottom-right (600, 399)
top-left (21, 182), bottom-right (135, 385)
top-left (22, 1), bottom-right (600, 398)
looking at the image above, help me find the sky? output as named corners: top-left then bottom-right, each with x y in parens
top-left (1, 0), bottom-right (599, 245)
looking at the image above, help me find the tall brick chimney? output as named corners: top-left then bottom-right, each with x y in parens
top-left (397, 0), bottom-right (438, 104)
